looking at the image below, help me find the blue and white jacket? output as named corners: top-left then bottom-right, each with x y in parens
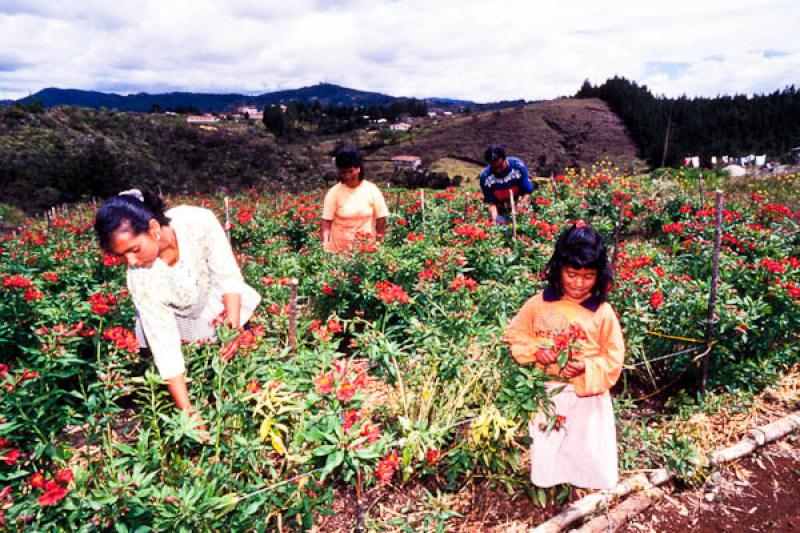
top-left (478, 157), bottom-right (534, 215)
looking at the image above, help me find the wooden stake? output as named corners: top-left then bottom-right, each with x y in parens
top-left (701, 190), bottom-right (723, 392)
top-left (288, 279), bottom-right (298, 354)
top-left (612, 198), bottom-right (625, 267)
top-left (509, 189), bottom-right (517, 240)
top-left (550, 172), bottom-right (559, 197)
top-left (420, 189), bottom-right (425, 227)
top-left (224, 196), bottom-right (231, 242)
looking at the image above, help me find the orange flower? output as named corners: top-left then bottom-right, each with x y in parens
top-left (336, 381), bottom-right (356, 403)
top-left (314, 373), bottom-right (334, 395)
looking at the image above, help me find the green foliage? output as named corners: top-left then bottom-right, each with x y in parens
top-left (577, 77), bottom-right (800, 166)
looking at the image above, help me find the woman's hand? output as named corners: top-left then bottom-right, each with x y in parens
top-left (535, 348), bottom-right (558, 365)
top-left (220, 333), bottom-right (244, 362)
top-left (561, 360), bottom-right (586, 379)
top-left (321, 219), bottom-right (332, 244)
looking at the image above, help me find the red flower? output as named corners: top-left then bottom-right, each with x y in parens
top-left (267, 303), bottom-right (280, 314)
top-left (87, 293), bottom-right (117, 315)
top-left (326, 320), bottom-right (343, 334)
top-left (321, 283), bottom-right (335, 296)
top-left (359, 421), bottom-right (381, 444)
top-left (2, 274), bottom-right (32, 289)
top-left (0, 364), bottom-right (7, 380)
top-left (342, 410), bottom-right (361, 432)
top-left (375, 280), bottom-right (410, 304)
top-left (552, 332), bottom-right (570, 351)
top-left (426, 449), bottom-right (441, 465)
top-left (42, 272), bottom-right (58, 283)
top-left (54, 468), bottom-right (73, 484)
top-left (449, 274), bottom-right (477, 292)
top-left (102, 327), bottom-right (139, 353)
top-left (38, 481), bottom-right (68, 506)
top-left (20, 369), bottom-right (38, 381)
top-left (2, 448), bottom-right (20, 465)
top-left (650, 290), bottom-right (664, 310)
top-left (352, 370), bottom-right (368, 389)
top-left (0, 485), bottom-right (11, 500)
top-left (29, 472), bottom-right (46, 489)
top-left (102, 252), bottom-right (123, 267)
top-left (336, 381), bottom-right (356, 403)
top-left (375, 450), bottom-right (399, 484)
top-left (246, 380), bottom-right (261, 394)
top-left (314, 373), bottom-right (334, 395)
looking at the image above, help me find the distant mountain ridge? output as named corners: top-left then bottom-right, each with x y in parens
top-left (19, 84), bottom-right (475, 112)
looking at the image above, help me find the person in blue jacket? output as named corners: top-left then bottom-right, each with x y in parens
top-left (479, 144), bottom-right (535, 224)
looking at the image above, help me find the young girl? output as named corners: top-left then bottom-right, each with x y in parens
top-left (503, 222), bottom-right (624, 490)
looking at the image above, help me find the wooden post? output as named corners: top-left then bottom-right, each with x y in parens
top-left (224, 196), bottom-right (231, 242)
top-left (509, 189), bottom-right (517, 241)
top-left (701, 190), bottom-right (724, 392)
top-left (288, 279), bottom-right (299, 354)
top-left (612, 198), bottom-right (625, 267)
top-left (420, 189), bottom-right (425, 227)
top-left (550, 172), bottom-right (559, 197)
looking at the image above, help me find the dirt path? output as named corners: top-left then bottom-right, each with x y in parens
top-left (618, 436), bottom-right (800, 533)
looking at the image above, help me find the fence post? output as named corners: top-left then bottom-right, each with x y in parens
top-left (509, 189), bottom-right (517, 241)
top-left (550, 172), bottom-right (559, 197)
top-left (701, 190), bottom-right (724, 392)
top-left (420, 189), bottom-right (425, 227)
top-left (224, 196), bottom-right (231, 242)
top-left (612, 198), bottom-right (625, 267)
top-left (288, 279), bottom-right (299, 354)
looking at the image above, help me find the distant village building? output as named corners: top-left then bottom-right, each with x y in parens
top-left (235, 106), bottom-right (263, 120)
top-left (442, 111), bottom-right (453, 116)
top-left (186, 114), bottom-right (220, 124)
top-left (389, 123), bottom-right (411, 132)
top-left (375, 118), bottom-right (388, 124)
top-left (391, 155), bottom-right (422, 169)
top-left (427, 111), bottom-right (437, 118)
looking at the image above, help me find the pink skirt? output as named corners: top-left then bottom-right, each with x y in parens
top-left (529, 383), bottom-right (618, 489)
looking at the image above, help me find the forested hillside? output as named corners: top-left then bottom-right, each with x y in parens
top-left (576, 77), bottom-right (800, 166)
top-left (0, 105), bottom-right (329, 212)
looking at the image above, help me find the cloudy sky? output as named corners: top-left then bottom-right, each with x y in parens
top-left (0, 0), bottom-right (798, 102)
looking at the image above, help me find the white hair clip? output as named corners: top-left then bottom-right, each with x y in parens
top-left (118, 189), bottom-right (144, 202)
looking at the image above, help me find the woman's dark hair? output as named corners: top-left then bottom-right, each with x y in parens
top-left (94, 189), bottom-right (170, 252)
top-left (545, 223), bottom-right (612, 302)
top-left (334, 145), bottom-right (365, 181)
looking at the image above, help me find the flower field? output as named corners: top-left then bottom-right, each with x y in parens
top-left (1, 164), bottom-right (799, 531)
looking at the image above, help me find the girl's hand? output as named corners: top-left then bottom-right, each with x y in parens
top-left (561, 360), bottom-right (586, 379)
top-left (535, 349), bottom-right (558, 365)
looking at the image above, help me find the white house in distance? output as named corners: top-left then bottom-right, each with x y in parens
top-left (186, 114), bottom-right (220, 124)
top-left (389, 122), bottom-right (411, 132)
top-left (236, 106), bottom-right (263, 120)
top-left (391, 155), bottom-right (422, 169)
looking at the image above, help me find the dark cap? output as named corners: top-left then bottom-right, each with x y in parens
top-left (484, 144), bottom-right (506, 163)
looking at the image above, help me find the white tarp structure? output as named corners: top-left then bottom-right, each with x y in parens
top-left (723, 164), bottom-right (747, 177)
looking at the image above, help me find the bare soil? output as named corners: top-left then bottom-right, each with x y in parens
top-left (618, 436), bottom-right (800, 533)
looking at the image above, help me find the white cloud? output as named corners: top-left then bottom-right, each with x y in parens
top-left (0, 0), bottom-right (797, 101)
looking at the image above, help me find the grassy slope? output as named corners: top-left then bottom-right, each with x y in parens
top-left (368, 98), bottom-right (644, 179)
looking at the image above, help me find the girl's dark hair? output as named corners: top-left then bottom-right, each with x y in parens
top-left (545, 223), bottom-right (612, 302)
top-left (334, 145), bottom-right (365, 181)
top-left (94, 189), bottom-right (170, 252)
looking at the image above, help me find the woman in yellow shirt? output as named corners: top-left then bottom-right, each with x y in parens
top-left (321, 146), bottom-right (389, 252)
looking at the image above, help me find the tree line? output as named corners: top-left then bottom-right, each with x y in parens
top-left (262, 98), bottom-right (428, 139)
top-left (576, 77), bottom-right (800, 167)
